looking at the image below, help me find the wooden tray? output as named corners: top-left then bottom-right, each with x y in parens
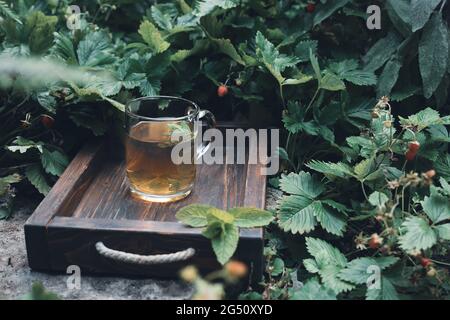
top-left (24, 124), bottom-right (267, 283)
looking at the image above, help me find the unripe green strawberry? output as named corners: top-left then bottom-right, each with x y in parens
top-left (427, 267), bottom-right (437, 277)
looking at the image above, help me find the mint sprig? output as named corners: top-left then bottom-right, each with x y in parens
top-left (176, 204), bottom-right (273, 265)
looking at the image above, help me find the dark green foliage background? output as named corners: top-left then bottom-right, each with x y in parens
top-left (0, 0), bottom-right (449, 300)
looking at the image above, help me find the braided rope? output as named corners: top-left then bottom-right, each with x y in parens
top-left (95, 242), bottom-right (195, 265)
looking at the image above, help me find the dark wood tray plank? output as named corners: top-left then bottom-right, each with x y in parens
top-left (67, 158), bottom-right (248, 222)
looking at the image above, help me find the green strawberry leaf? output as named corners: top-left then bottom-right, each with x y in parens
top-left (6, 137), bottom-right (43, 154)
top-left (25, 164), bottom-right (50, 195)
top-left (319, 72), bottom-right (345, 91)
top-left (25, 11), bottom-right (57, 54)
top-left (313, 201), bottom-right (346, 236)
top-left (295, 40), bottom-right (318, 62)
top-left (210, 38), bottom-right (245, 65)
top-left (304, 237), bottom-right (354, 294)
top-left (278, 195), bottom-right (317, 234)
top-left (0, 173), bottom-right (21, 196)
top-left (399, 216), bottom-right (437, 251)
top-left (339, 257), bottom-right (399, 284)
top-left (77, 31), bottom-right (115, 67)
top-left (307, 160), bottom-right (353, 179)
top-left (289, 278), bottom-right (337, 300)
top-left (279, 171), bottom-right (325, 198)
top-left (40, 148), bottom-right (69, 177)
top-left (328, 60), bottom-right (377, 86)
top-left (421, 194), bottom-right (450, 224)
top-left (138, 20), bottom-right (170, 53)
top-left (435, 154), bottom-right (450, 180)
top-left (255, 31), bottom-right (300, 84)
top-left (368, 191), bottom-right (389, 207)
top-left (193, 0), bottom-right (239, 18)
top-left (365, 277), bottom-right (399, 300)
top-left (270, 257), bottom-right (284, 276)
top-left (435, 224), bottom-right (450, 240)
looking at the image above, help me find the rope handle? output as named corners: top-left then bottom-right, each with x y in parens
top-left (95, 242), bottom-right (195, 265)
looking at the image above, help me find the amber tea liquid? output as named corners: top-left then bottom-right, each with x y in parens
top-left (125, 121), bottom-right (195, 202)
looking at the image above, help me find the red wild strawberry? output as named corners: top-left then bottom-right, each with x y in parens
top-left (424, 169), bottom-right (436, 179)
top-left (420, 257), bottom-right (432, 268)
top-left (225, 261), bottom-right (247, 278)
top-left (217, 85), bottom-right (228, 97)
top-left (368, 233), bottom-right (383, 249)
top-left (405, 150), bottom-right (417, 161)
top-left (306, 3), bottom-right (315, 13)
top-left (408, 141), bottom-right (420, 153)
top-left (41, 114), bottom-right (55, 129)
top-left (405, 141), bottom-right (420, 161)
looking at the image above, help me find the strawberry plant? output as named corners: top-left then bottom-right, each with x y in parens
top-left (258, 98), bottom-right (450, 300)
top-left (0, 0), bottom-right (449, 300)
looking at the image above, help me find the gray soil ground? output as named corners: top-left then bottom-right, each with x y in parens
top-left (0, 188), bottom-right (282, 300)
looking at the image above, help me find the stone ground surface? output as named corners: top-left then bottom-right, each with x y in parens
top-left (0, 188), bottom-right (282, 300)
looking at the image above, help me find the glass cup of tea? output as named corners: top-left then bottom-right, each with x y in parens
top-left (125, 96), bottom-right (215, 203)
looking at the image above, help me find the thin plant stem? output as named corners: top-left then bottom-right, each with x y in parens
top-left (285, 132), bottom-right (291, 151)
top-left (361, 181), bottom-right (369, 202)
top-left (440, 0), bottom-right (447, 12)
top-left (305, 88), bottom-right (320, 115)
top-left (431, 259), bottom-right (450, 267)
top-left (279, 84), bottom-right (286, 110)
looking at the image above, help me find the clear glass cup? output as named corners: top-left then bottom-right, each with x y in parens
top-left (125, 96), bottom-right (215, 203)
